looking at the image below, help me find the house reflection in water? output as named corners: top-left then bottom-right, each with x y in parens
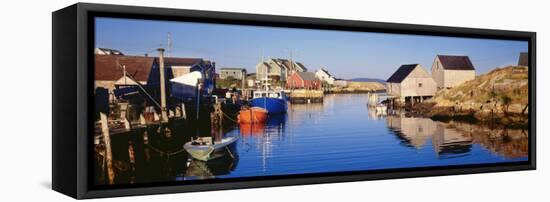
top-left (386, 115), bottom-right (528, 159)
top-left (287, 102), bottom-right (325, 127)
top-left (387, 115), bottom-right (436, 149)
top-left (432, 123), bottom-right (473, 158)
top-left (387, 115), bottom-right (473, 157)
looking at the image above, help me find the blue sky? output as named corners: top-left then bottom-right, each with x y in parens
top-left (95, 17), bottom-right (528, 80)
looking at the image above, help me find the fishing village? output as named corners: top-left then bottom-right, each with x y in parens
top-left (93, 42), bottom-right (529, 185)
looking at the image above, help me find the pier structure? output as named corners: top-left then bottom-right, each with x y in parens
top-left (288, 89), bottom-right (324, 104)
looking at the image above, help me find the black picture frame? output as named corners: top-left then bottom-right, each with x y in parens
top-left (52, 3), bottom-right (536, 199)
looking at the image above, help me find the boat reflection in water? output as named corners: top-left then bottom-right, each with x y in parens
top-left (238, 113), bottom-right (287, 171)
top-left (97, 94), bottom-right (528, 185)
top-left (386, 114), bottom-right (528, 159)
top-left (184, 155), bottom-right (239, 180)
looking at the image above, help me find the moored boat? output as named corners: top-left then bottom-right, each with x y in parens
top-left (183, 136), bottom-right (238, 161)
top-left (237, 107), bottom-right (268, 123)
top-left (250, 90), bottom-right (287, 114)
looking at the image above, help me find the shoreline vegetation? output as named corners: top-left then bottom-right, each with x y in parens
top-left (401, 66), bottom-right (529, 129)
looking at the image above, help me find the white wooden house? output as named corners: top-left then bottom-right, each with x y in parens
top-left (431, 55), bottom-right (475, 89)
top-left (386, 64), bottom-right (437, 103)
top-left (315, 68), bottom-right (336, 85)
top-left (219, 68), bottom-right (247, 80)
top-left (256, 58), bottom-right (307, 81)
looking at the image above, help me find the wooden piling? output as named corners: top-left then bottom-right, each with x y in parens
top-left (211, 102), bottom-right (224, 144)
top-left (158, 48), bottom-right (169, 123)
top-left (100, 112), bottom-right (115, 184)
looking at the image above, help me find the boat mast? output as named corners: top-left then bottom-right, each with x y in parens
top-left (264, 62), bottom-right (268, 109)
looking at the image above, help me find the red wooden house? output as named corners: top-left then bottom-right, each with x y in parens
top-left (286, 72), bottom-right (321, 89)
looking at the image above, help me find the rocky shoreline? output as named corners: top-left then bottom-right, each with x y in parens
top-left (402, 102), bottom-right (529, 129)
top-left (399, 66), bottom-right (529, 129)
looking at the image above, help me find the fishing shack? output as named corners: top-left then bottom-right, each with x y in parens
top-left (386, 64), bottom-right (436, 105)
top-left (431, 55), bottom-right (476, 89)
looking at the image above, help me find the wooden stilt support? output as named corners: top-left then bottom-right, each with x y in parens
top-left (139, 114), bottom-right (146, 125)
top-left (100, 113), bottom-right (115, 184)
top-left (123, 118), bottom-right (131, 130)
top-left (143, 131), bottom-right (149, 145)
top-left (153, 112), bottom-right (160, 122)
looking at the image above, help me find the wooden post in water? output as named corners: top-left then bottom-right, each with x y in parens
top-left (100, 112), bottom-right (115, 184)
top-left (211, 102), bottom-right (223, 144)
top-left (196, 80), bottom-right (201, 121)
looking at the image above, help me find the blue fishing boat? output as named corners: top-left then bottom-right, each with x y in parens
top-left (250, 90), bottom-right (287, 114)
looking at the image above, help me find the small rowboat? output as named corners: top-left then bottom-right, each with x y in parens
top-left (237, 107), bottom-right (268, 124)
top-left (184, 136), bottom-right (238, 161)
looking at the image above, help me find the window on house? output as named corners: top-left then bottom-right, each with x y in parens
top-left (418, 83), bottom-right (423, 87)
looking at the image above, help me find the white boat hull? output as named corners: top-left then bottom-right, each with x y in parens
top-left (184, 136), bottom-right (238, 161)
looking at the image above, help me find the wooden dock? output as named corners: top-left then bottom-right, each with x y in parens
top-left (288, 89), bottom-right (324, 103)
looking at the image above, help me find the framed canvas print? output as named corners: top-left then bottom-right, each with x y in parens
top-left (52, 3), bottom-right (536, 199)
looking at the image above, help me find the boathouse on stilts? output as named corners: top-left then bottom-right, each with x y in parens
top-left (386, 64), bottom-right (437, 107)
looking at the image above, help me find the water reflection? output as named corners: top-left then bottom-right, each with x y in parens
top-left (387, 115), bottom-right (437, 149)
top-left (386, 114), bottom-right (528, 159)
top-left (184, 156), bottom-right (239, 180)
top-left (97, 94), bottom-right (528, 185)
top-left (238, 113), bottom-right (288, 171)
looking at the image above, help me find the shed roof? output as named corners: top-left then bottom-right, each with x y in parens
top-left (318, 68), bottom-right (333, 77)
top-left (518, 52), bottom-right (528, 66)
top-left (95, 55), bottom-right (203, 82)
top-left (163, 57), bottom-right (203, 67)
top-left (437, 55), bottom-right (475, 70)
top-left (296, 72), bottom-right (318, 81)
top-left (386, 64), bottom-right (418, 83)
top-left (271, 58), bottom-right (308, 72)
top-left (295, 62), bottom-right (308, 72)
top-left (95, 55), bottom-right (154, 81)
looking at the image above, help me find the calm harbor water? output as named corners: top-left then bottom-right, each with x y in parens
top-left (96, 94), bottom-right (528, 185)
